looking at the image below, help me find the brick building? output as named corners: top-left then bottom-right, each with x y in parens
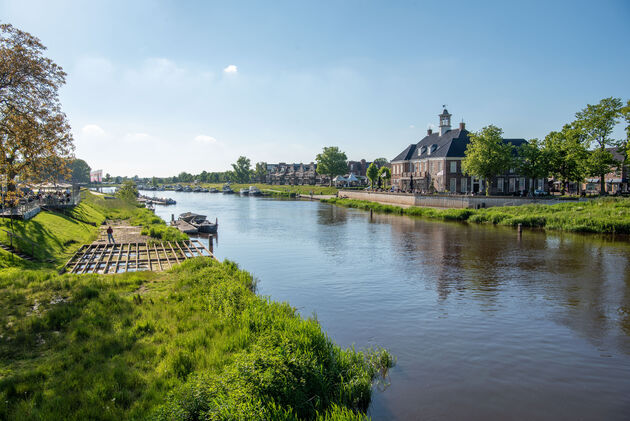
top-left (391, 108), bottom-right (542, 194)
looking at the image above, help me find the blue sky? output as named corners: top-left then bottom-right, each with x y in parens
top-left (2, 0), bottom-right (629, 176)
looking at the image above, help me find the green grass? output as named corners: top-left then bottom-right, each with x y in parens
top-left (0, 191), bottom-right (186, 268)
top-left (0, 258), bottom-right (393, 420)
top-left (323, 197), bottom-right (630, 234)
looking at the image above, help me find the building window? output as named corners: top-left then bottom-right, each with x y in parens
top-left (519, 177), bottom-right (525, 191)
top-left (450, 161), bottom-right (457, 173)
top-left (450, 178), bottom-right (456, 192)
top-left (538, 178), bottom-right (544, 190)
top-left (509, 178), bottom-right (515, 192)
top-left (461, 178), bottom-right (468, 192)
top-left (497, 178), bottom-right (504, 192)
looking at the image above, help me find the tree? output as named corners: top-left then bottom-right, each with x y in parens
top-left (543, 124), bottom-right (588, 195)
top-left (69, 159), bottom-right (91, 183)
top-left (151, 176), bottom-right (158, 187)
top-left (116, 180), bottom-right (138, 202)
top-left (516, 139), bottom-right (549, 194)
top-left (254, 162), bottom-right (267, 183)
top-left (619, 100), bottom-right (630, 160)
top-left (373, 157), bottom-right (389, 168)
top-left (461, 125), bottom-right (513, 196)
top-left (231, 156), bottom-right (252, 183)
top-left (378, 166), bottom-right (391, 189)
top-left (105, 173), bottom-right (111, 182)
top-left (366, 163), bottom-right (379, 188)
top-left (0, 24), bottom-right (74, 199)
top-left (316, 146), bottom-right (347, 186)
top-left (574, 97), bottom-right (623, 193)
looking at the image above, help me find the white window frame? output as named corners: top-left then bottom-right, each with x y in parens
top-left (497, 178), bottom-right (504, 192)
top-left (509, 178), bottom-right (515, 192)
top-left (461, 178), bottom-right (468, 192)
top-left (450, 178), bottom-right (456, 192)
top-left (450, 161), bottom-right (457, 173)
top-left (519, 177), bottom-right (525, 191)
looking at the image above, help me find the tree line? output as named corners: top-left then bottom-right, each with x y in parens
top-left (462, 97), bottom-right (629, 196)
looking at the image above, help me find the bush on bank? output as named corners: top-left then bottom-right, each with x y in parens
top-left (0, 258), bottom-right (393, 420)
top-left (322, 197), bottom-right (630, 234)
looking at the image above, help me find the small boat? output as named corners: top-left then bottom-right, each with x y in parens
top-left (174, 185), bottom-right (183, 191)
top-left (239, 188), bottom-right (249, 195)
top-left (178, 212), bottom-right (218, 233)
top-left (249, 186), bottom-right (262, 196)
top-left (193, 186), bottom-right (202, 192)
top-left (222, 185), bottom-right (234, 194)
top-left (183, 186), bottom-right (193, 192)
top-left (209, 188), bottom-right (219, 193)
top-left (201, 188), bottom-right (209, 193)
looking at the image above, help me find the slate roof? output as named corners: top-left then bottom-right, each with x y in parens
top-left (391, 129), bottom-right (527, 162)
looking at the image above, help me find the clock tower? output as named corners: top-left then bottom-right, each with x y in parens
top-left (439, 107), bottom-right (452, 135)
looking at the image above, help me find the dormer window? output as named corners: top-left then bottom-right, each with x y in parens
top-left (420, 145), bottom-right (427, 155)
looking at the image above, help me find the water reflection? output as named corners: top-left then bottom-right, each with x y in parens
top-left (143, 190), bottom-right (630, 420)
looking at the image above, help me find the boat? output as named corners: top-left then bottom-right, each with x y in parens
top-left (249, 186), bottom-right (262, 196)
top-left (222, 185), bottom-right (234, 194)
top-left (239, 188), bottom-right (249, 195)
top-left (209, 188), bottom-right (219, 193)
top-left (193, 186), bottom-right (202, 192)
top-left (174, 185), bottom-right (183, 191)
top-left (183, 186), bottom-right (193, 192)
top-left (178, 212), bottom-right (218, 233)
top-left (201, 188), bottom-right (209, 192)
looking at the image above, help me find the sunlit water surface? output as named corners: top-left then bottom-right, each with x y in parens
top-left (140, 190), bottom-right (630, 420)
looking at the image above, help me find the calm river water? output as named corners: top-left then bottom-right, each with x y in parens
top-left (141, 190), bottom-right (630, 420)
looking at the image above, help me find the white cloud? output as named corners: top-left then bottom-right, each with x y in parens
top-left (81, 124), bottom-right (106, 137)
top-left (223, 64), bottom-right (238, 74)
top-left (194, 135), bottom-right (218, 144)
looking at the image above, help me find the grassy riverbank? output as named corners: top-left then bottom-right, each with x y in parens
top-left (197, 183), bottom-right (339, 197)
top-left (0, 192), bottom-right (393, 420)
top-left (0, 258), bottom-right (393, 420)
top-left (323, 197), bottom-right (630, 234)
top-left (0, 191), bottom-right (185, 268)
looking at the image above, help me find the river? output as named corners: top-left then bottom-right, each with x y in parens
top-left (140, 190), bottom-right (630, 420)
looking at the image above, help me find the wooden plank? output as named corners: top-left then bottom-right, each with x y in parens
top-left (66, 244), bottom-right (87, 273)
top-left (168, 242), bottom-right (180, 264)
top-left (92, 243), bottom-right (110, 273)
top-left (124, 242), bottom-right (131, 272)
top-left (135, 242), bottom-right (139, 271)
top-left (192, 239), bottom-right (214, 259)
top-left (102, 243), bottom-right (116, 274)
top-left (181, 240), bottom-right (196, 258)
top-left (161, 242), bottom-right (172, 268)
top-left (113, 243), bottom-right (125, 273)
top-left (174, 242), bottom-right (187, 262)
top-left (146, 243), bottom-right (152, 271)
top-left (81, 243), bottom-right (101, 274)
top-left (153, 243), bottom-right (163, 271)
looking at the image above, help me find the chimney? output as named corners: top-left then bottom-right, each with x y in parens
top-left (427, 128), bottom-right (433, 135)
top-left (459, 122), bottom-right (466, 130)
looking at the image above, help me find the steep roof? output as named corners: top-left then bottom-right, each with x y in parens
top-left (391, 129), bottom-right (527, 162)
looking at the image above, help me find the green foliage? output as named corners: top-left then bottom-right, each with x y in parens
top-left (0, 259), bottom-right (393, 420)
top-left (366, 163), bottom-right (379, 188)
top-left (69, 159), bottom-right (91, 183)
top-left (316, 147), bottom-right (348, 185)
top-left (372, 158), bottom-right (389, 168)
top-left (232, 156), bottom-right (253, 183)
top-left (462, 125), bottom-right (513, 196)
top-left (254, 162), bottom-right (268, 183)
top-left (543, 125), bottom-right (588, 194)
top-left (377, 167), bottom-right (391, 188)
top-left (516, 139), bottom-right (549, 193)
top-left (115, 180), bottom-right (139, 202)
top-left (323, 197), bottom-right (630, 234)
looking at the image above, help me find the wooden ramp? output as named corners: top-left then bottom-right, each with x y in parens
top-left (64, 240), bottom-right (214, 274)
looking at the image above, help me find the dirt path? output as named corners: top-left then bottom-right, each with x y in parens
top-left (93, 220), bottom-right (149, 244)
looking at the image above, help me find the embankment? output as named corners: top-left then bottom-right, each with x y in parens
top-left (323, 197), bottom-right (630, 234)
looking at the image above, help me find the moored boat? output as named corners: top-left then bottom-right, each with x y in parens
top-left (178, 212), bottom-right (218, 233)
top-left (249, 186), bottom-right (262, 196)
top-left (239, 188), bottom-right (249, 195)
top-left (222, 185), bottom-right (234, 194)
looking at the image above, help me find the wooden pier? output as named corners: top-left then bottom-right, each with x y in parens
top-left (63, 240), bottom-right (214, 274)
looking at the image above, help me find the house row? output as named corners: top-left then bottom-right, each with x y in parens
top-left (264, 160), bottom-right (374, 185)
top-left (391, 108), bottom-right (543, 195)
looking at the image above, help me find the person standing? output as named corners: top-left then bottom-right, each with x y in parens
top-left (106, 226), bottom-right (115, 244)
